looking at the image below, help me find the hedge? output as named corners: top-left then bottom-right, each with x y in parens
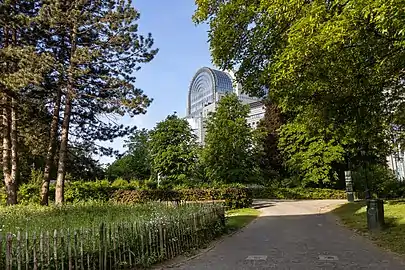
top-left (250, 187), bottom-right (346, 200)
top-left (112, 188), bottom-right (253, 209)
top-left (12, 181), bottom-right (252, 209)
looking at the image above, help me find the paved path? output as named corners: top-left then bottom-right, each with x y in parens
top-left (168, 200), bottom-right (405, 270)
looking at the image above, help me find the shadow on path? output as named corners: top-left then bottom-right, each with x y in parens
top-left (166, 200), bottom-right (405, 270)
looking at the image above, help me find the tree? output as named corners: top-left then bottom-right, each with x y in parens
top-left (201, 94), bottom-right (254, 184)
top-left (255, 100), bottom-right (286, 182)
top-left (193, 0), bottom-right (405, 184)
top-left (36, 0), bottom-right (158, 204)
top-left (0, 0), bottom-right (50, 205)
top-left (107, 129), bottom-right (151, 180)
top-left (149, 114), bottom-right (197, 183)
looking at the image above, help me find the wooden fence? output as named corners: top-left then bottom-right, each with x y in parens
top-left (0, 206), bottom-right (225, 269)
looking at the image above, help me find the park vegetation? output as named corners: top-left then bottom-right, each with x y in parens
top-left (2, 0), bottom-right (405, 267)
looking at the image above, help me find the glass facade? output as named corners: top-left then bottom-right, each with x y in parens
top-left (188, 68), bottom-right (234, 116)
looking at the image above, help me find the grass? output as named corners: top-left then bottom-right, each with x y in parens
top-left (0, 201), bottom-right (226, 269)
top-left (332, 200), bottom-right (405, 255)
top-left (0, 201), bottom-right (221, 234)
top-left (225, 208), bottom-right (260, 232)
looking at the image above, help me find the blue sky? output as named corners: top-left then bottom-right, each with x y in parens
top-left (100, 1), bottom-right (212, 164)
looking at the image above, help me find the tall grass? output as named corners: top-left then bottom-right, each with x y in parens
top-left (0, 202), bottom-right (225, 268)
top-left (0, 201), bottom-right (208, 233)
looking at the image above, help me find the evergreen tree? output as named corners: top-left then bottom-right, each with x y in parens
top-left (37, 0), bottom-right (158, 204)
top-left (202, 94), bottom-right (254, 184)
top-left (0, 0), bottom-right (49, 205)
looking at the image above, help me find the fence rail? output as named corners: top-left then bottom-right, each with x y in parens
top-left (0, 205), bottom-right (225, 269)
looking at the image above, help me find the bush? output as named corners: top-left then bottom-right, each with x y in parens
top-left (250, 187), bottom-right (346, 200)
top-left (352, 164), bottom-right (405, 199)
top-left (111, 178), bottom-right (129, 188)
top-left (2, 180), bottom-right (253, 208)
top-left (64, 180), bottom-right (115, 202)
top-left (112, 187), bottom-right (253, 209)
top-left (18, 183), bottom-right (40, 205)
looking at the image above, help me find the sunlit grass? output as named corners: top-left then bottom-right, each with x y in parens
top-left (226, 208), bottom-right (260, 232)
top-left (333, 201), bottom-right (405, 255)
top-left (0, 201), bottom-right (219, 234)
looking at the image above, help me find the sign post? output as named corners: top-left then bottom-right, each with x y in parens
top-left (344, 171), bottom-right (354, 202)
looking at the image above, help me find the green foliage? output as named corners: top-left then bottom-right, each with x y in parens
top-left (107, 129), bottom-right (151, 180)
top-left (111, 178), bottom-right (130, 188)
top-left (18, 183), bottom-right (40, 205)
top-left (202, 94), bottom-right (255, 184)
top-left (279, 122), bottom-right (345, 186)
top-left (193, 0), bottom-right (405, 187)
top-left (250, 187), bottom-right (346, 200)
top-left (112, 187), bottom-right (253, 209)
top-left (29, 169), bottom-right (44, 185)
top-left (0, 202), bottom-right (225, 268)
top-left (352, 164), bottom-right (405, 199)
top-left (149, 114), bottom-right (198, 183)
top-left (64, 180), bottom-right (115, 203)
top-left (255, 101), bottom-right (286, 182)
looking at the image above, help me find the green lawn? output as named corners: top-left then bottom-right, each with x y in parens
top-left (226, 208), bottom-right (260, 232)
top-left (332, 200), bottom-right (405, 255)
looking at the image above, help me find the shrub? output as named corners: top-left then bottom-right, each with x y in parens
top-left (221, 187), bottom-right (253, 209)
top-left (64, 180), bottom-right (114, 202)
top-left (111, 178), bottom-right (129, 188)
top-left (112, 187), bottom-right (253, 209)
top-left (250, 187), bottom-right (346, 200)
top-left (18, 183), bottom-right (40, 205)
top-left (352, 164), bottom-right (405, 199)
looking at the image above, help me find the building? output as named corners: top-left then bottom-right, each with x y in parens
top-left (186, 67), bottom-right (265, 144)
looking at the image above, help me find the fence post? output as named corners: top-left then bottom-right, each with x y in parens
top-left (46, 231), bottom-right (50, 270)
top-left (39, 232), bottom-right (43, 270)
top-left (99, 223), bottom-right (104, 270)
top-left (33, 232), bottom-right (37, 270)
top-left (17, 232), bottom-right (21, 270)
top-left (53, 230), bottom-right (58, 269)
top-left (67, 229), bottom-right (72, 270)
top-left (6, 233), bottom-right (12, 270)
top-left (159, 223), bottom-right (164, 260)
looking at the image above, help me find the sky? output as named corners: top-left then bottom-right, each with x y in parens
top-left (99, 1), bottom-right (213, 164)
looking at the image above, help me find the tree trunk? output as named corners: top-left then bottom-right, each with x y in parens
top-left (55, 92), bottom-right (72, 205)
top-left (55, 22), bottom-right (77, 205)
top-left (40, 89), bottom-right (62, 206)
top-left (2, 96), bottom-right (17, 205)
top-left (10, 97), bottom-right (18, 203)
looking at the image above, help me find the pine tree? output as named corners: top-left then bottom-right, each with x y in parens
top-left (37, 0), bottom-right (157, 204)
top-left (0, 0), bottom-right (49, 205)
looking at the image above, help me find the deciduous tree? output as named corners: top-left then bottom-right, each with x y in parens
top-left (149, 114), bottom-right (197, 183)
top-left (202, 94), bottom-right (254, 184)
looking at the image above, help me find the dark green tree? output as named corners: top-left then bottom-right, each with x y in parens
top-left (0, 0), bottom-right (50, 205)
top-left (149, 114), bottom-right (197, 184)
top-left (256, 101), bottom-right (286, 183)
top-left (202, 94), bottom-right (254, 184)
top-left (107, 129), bottom-right (151, 180)
top-left (36, 0), bottom-right (158, 204)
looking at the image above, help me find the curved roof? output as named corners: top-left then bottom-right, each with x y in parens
top-left (189, 67), bottom-right (234, 94)
top-left (188, 67), bottom-right (234, 115)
